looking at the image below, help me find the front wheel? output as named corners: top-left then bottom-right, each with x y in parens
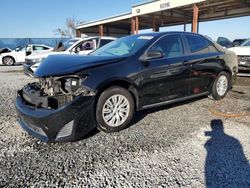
top-left (210, 71), bottom-right (230, 100)
top-left (96, 86), bottom-right (135, 133)
top-left (2, 56), bottom-right (15, 66)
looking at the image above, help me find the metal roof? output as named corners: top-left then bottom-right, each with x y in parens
top-left (76, 0), bottom-right (250, 36)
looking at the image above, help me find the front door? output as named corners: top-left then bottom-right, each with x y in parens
top-left (139, 34), bottom-right (191, 107)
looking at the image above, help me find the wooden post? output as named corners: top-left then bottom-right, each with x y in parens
top-left (152, 16), bottom-right (159, 32)
top-left (153, 16), bottom-right (156, 32)
top-left (99, 25), bottom-right (104, 36)
top-left (135, 16), bottom-right (139, 34)
top-left (192, 4), bottom-right (199, 33)
top-left (106, 25), bottom-right (110, 36)
top-left (184, 19), bottom-right (187, 32)
top-left (153, 16), bottom-right (159, 32)
top-left (131, 17), bottom-right (135, 34)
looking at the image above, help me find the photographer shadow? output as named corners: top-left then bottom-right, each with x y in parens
top-left (205, 119), bottom-right (250, 187)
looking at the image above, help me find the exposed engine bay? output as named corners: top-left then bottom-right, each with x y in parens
top-left (20, 76), bottom-right (95, 109)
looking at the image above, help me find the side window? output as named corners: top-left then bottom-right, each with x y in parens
top-left (33, 46), bottom-right (45, 51)
top-left (149, 34), bottom-right (184, 58)
top-left (99, 39), bottom-right (113, 47)
top-left (185, 34), bottom-right (210, 54)
top-left (207, 43), bottom-right (219, 53)
top-left (77, 40), bottom-right (95, 51)
top-left (43, 46), bottom-right (50, 50)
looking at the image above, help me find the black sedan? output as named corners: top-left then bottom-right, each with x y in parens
top-left (15, 32), bottom-right (238, 142)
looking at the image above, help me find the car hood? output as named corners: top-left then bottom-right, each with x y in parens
top-left (1, 51), bottom-right (18, 56)
top-left (35, 54), bottom-right (126, 77)
top-left (228, 46), bottom-right (250, 56)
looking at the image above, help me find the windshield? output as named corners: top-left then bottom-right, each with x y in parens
top-left (53, 39), bottom-right (80, 52)
top-left (63, 39), bottom-right (80, 50)
top-left (91, 35), bottom-right (155, 56)
top-left (16, 46), bottom-right (26, 52)
top-left (241, 39), bottom-right (250, 47)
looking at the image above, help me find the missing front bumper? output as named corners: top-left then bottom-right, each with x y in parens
top-left (15, 92), bottom-right (97, 142)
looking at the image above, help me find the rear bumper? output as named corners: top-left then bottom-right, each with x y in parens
top-left (15, 91), bottom-right (96, 142)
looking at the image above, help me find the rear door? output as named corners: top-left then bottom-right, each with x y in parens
top-left (140, 34), bottom-right (192, 107)
top-left (183, 33), bottom-right (223, 95)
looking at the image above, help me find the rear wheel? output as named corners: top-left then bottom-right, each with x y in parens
top-left (210, 71), bottom-right (230, 100)
top-left (96, 86), bottom-right (135, 133)
top-left (3, 56), bottom-right (15, 66)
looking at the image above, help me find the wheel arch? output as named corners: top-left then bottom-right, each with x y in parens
top-left (95, 79), bottom-right (139, 111)
top-left (218, 58), bottom-right (233, 77)
top-left (2, 55), bottom-right (16, 65)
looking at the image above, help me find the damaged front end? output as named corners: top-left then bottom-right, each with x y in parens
top-left (16, 75), bottom-right (97, 142)
top-left (21, 76), bottom-right (95, 109)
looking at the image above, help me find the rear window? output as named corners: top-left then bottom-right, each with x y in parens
top-left (185, 34), bottom-right (210, 54)
top-left (33, 46), bottom-right (45, 51)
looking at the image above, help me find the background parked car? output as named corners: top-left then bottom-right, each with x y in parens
top-left (232, 39), bottom-right (247, 47)
top-left (217, 37), bottom-right (233, 48)
top-left (0, 44), bottom-right (52, 65)
top-left (228, 38), bottom-right (250, 72)
top-left (23, 36), bottom-right (116, 77)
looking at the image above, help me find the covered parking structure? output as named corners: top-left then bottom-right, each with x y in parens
top-left (76, 0), bottom-right (250, 37)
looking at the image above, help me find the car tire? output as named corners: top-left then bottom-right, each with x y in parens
top-left (3, 56), bottom-right (15, 66)
top-left (210, 71), bottom-right (230, 100)
top-left (96, 86), bottom-right (135, 133)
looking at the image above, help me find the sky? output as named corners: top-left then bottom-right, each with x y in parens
top-left (0, 0), bottom-right (249, 41)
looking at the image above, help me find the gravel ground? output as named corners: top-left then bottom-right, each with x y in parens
top-left (0, 66), bottom-right (249, 187)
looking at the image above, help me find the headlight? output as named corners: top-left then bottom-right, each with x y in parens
top-left (60, 76), bottom-right (95, 96)
top-left (32, 57), bottom-right (45, 63)
top-left (64, 77), bottom-right (81, 93)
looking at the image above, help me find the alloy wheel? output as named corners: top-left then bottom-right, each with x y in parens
top-left (216, 75), bottom-right (228, 96)
top-left (102, 94), bottom-right (130, 127)
top-left (3, 57), bottom-right (14, 65)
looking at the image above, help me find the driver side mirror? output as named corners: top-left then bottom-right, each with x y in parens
top-left (146, 50), bottom-right (164, 60)
top-left (139, 50), bottom-right (164, 62)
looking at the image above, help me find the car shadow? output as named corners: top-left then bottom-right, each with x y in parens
top-left (129, 95), bottom-right (206, 127)
top-left (204, 119), bottom-right (250, 187)
top-left (82, 96), bottom-right (206, 140)
top-left (0, 63), bottom-right (22, 66)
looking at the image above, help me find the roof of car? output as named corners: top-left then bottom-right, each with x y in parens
top-left (77, 36), bottom-right (117, 42)
top-left (27, 44), bottom-right (52, 48)
top-left (83, 36), bottom-right (117, 40)
top-left (137, 31), bottom-right (203, 37)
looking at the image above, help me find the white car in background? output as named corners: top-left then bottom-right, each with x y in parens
top-left (228, 39), bottom-right (250, 72)
top-left (23, 36), bottom-right (116, 77)
top-left (0, 44), bottom-right (52, 65)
